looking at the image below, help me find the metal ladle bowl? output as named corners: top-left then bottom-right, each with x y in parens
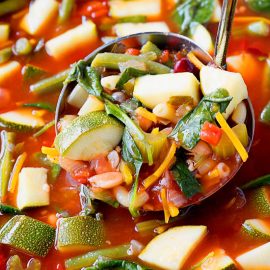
top-left (55, 0), bottom-right (255, 208)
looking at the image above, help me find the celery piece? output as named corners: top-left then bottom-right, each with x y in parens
top-left (30, 69), bottom-right (70, 95)
top-left (0, 0), bottom-right (27, 17)
top-left (91, 53), bottom-right (171, 74)
top-left (260, 102), bottom-right (270, 125)
top-left (247, 21), bottom-right (269, 37)
top-left (65, 244), bottom-right (131, 270)
top-left (135, 219), bottom-right (164, 233)
top-left (13, 38), bottom-right (33, 56)
top-left (140, 41), bottom-right (162, 56)
top-left (58, 0), bottom-right (75, 24)
top-left (0, 47), bottom-right (12, 64)
top-left (0, 131), bottom-right (15, 202)
top-left (6, 255), bottom-right (24, 270)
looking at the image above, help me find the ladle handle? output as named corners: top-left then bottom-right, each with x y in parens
top-left (214, 0), bottom-right (238, 68)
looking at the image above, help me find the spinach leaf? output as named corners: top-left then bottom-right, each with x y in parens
top-left (172, 158), bottom-right (201, 198)
top-left (120, 98), bottom-right (141, 114)
top-left (79, 184), bottom-right (96, 216)
top-left (241, 174), bottom-right (270, 190)
top-left (116, 67), bottom-right (150, 89)
top-left (169, 88), bottom-right (232, 150)
top-left (246, 0), bottom-right (270, 12)
top-left (122, 128), bottom-right (143, 217)
top-left (173, 0), bottom-right (215, 33)
top-left (105, 100), bottom-right (153, 165)
top-left (86, 258), bottom-right (152, 270)
top-left (65, 60), bottom-right (103, 97)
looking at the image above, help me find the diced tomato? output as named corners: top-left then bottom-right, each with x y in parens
top-left (0, 87), bottom-right (11, 108)
top-left (159, 50), bottom-right (170, 63)
top-left (200, 122), bottom-right (222, 146)
top-left (79, 1), bottom-right (108, 17)
top-left (71, 167), bottom-right (95, 184)
top-left (125, 48), bottom-right (141, 56)
top-left (91, 8), bottom-right (109, 19)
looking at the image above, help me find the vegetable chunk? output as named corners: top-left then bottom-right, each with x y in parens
top-left (20, 0), bottom-right (59, 35)
top-left (133, 73), bottom-right (199, 109)
top-left (109, 0), bottom-right (161, 18)
top-left (139, 226), bottom-right (207, 270)
top-left (46, 21), bottom-right (97, 59)
top-left (16, 167), bottom-right (50, 210)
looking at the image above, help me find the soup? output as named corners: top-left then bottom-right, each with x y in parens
top-left (0, 0), bottom-right (269, 269)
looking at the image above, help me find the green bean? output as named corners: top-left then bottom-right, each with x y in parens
top-left (65, 244), bottom-right (131, 270)
top-left (30, 69), bottom-right (70, 95)
top-left (33, 120), bottom-right (55, 137)
top-left (0, 0), bottom-right (27, 17)
top-left (58, 0), bottom-right (75, 24)
top-left (0, 47), bottom-right (12, 64)
top-left (0, 131), bottom-right (15, 202)
top-left (13, 38), bottom-right (33, 56)
top-left (91, 53), bottom-right (171, 74)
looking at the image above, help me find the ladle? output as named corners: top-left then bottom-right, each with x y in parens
top-left (55, 0), bottom-right (255, 207)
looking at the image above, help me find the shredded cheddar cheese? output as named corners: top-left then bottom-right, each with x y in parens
top-left (215, 111), bottom-right (248, 162)
top-left (161, 188), bottom-right (170, 223)
top-left (135, 107), bottom-right (158, 124)
top-left (143, 141), bottom-right (176, 188)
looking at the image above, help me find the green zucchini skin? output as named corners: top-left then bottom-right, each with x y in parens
top-left (0, 204), bottom-right (22, 215)
top-left (0, 215), bottom-right (55, 257)
top-left (56, 216), bottom-right (105, 252)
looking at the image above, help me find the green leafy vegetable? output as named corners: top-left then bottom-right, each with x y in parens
top-left (105, 100), bottom-right (153, 165)
top-left (260, 102), bottom-right (270, 124)
top-left (86, 258), bottom-right (151, 270)
top-left (122, 128), bottom-right (143, 217)
top-left (79, 184), bottom-right (96, 216)
top-left (173, 0), bottom-right (215, 33)
top-left (118, 15), bottom-right (147, 23)
top-left (170, 88), bottom-right (232, 149)
top-left (246, 0), bottom-right (270, 12)
top-left (0, 131), bottom-right (15, 202)
top-left (22, 102), bottom-right (55, 112)
top-left (116, 67), bottom-right (150, 89)
top-left (0, 204), bottom-right (22, 215)
top-left (22, 65), bottom-right (46, 81)
top-left (171, 158), bottom-right (201, 198)
top-left (120, 98), bottom-right (141, 114)
top-left (90, 188), bottom-right (119, 208)
top-left (33, 152), bottom-right (61, 183)
top-left (241, 174), bottom-right (270, 190)
top-left (65, 60), bottom-right (103, 98)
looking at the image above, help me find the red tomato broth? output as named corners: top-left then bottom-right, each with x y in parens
top-left (0, 0), bottom-right (269, 269)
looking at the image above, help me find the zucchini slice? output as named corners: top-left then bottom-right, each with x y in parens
top-left (0, 215), bottom-right (55, 257)
top-left (0, 109), bottom-right (45, 132)
top-left (139, 225), bottom-right (207, 270)
top-left (54, 111), bottom-right (124, 161)
top-left (249, 186), bottom-right (270, 217)
top-left (56, 216), bottom-right (105, 253)
top-left (242, 219), bottom-right (270, 240)
top-left (236, 242), bottom-right (270, 270)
